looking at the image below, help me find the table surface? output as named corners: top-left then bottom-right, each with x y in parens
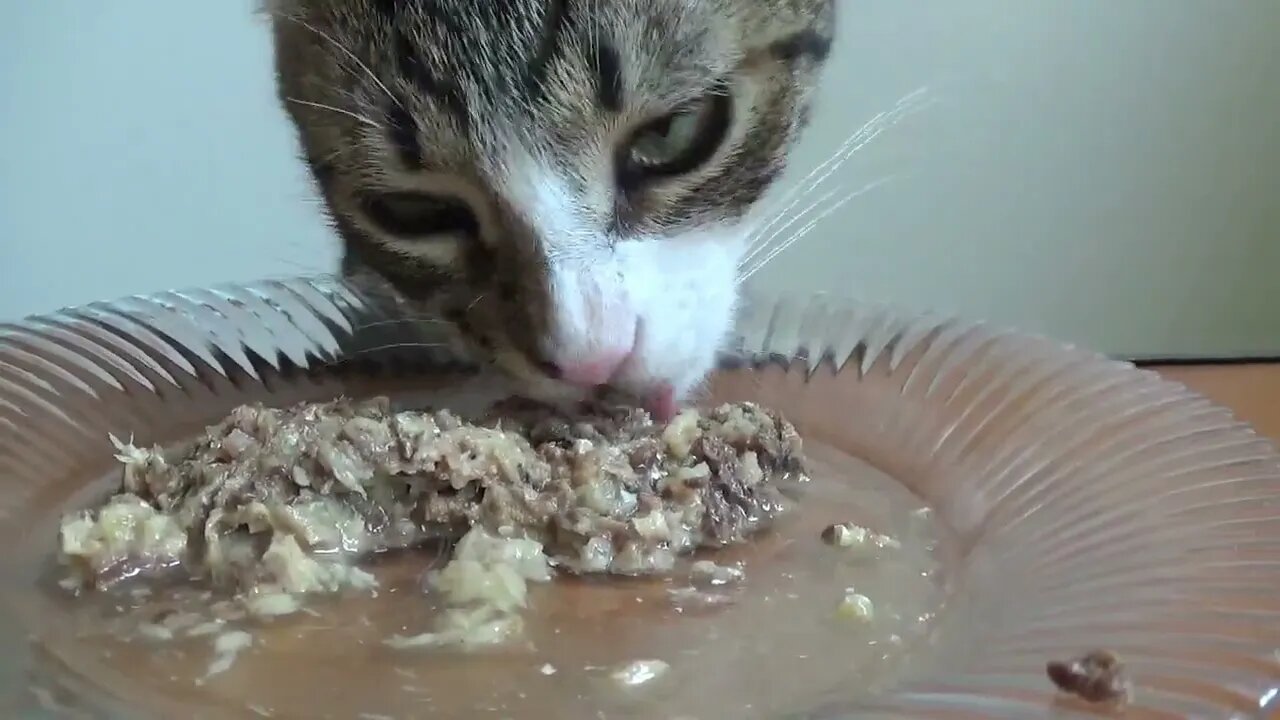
top-left (1154, 363), bottom-right (1280, 442)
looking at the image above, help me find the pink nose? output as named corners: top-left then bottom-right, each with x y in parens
top-left (554, 350), bottom-right (629, 387)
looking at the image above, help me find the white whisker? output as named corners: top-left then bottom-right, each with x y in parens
top-left (352, 317), bottom-right (452, 332)
top-left (737, 176), bottom-right (897, 283)
top-left (738, 188), bottom-right (841, 270)
top-left (749, 123), bottom-right (885, 240)
top-left (349, 342), bottom-right (451, 357)
top-left (733, 87), bottom-right (933, 281)
top-left (466, 293), bottom-right (488, 311)
top-left (748, 120), bottom-right (887, 245)
top-left (286, 98), bottom-right (383, 129)
top-left (740, 175), bottom-right (895, 271)
top-left (283, 16), bottom-right (400, 107)
top-left (744, 86), bottom-right (933, 254)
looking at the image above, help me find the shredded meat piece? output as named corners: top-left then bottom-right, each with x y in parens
top-left (1046, 649), bottom-right (1130, 704)
top-left (59, 397), bottom-right (806, 594)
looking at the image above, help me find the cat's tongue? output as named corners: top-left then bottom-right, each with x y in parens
top-left (644, 383), bottom-right (678, 423)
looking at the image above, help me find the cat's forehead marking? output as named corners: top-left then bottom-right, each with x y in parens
top-left (362, 1), bottom-right (731, 124)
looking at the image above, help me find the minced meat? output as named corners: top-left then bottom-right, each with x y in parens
top-left (1046, 649), bottom-right (1130, 704)
top-left (58, 397), bottom-right (805, 595)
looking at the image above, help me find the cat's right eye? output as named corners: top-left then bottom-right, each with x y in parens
top-left (618, 89), bottom-right (733, 189)
top-left (357, 191), bottom-right (479, 240)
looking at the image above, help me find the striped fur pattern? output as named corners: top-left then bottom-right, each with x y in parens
top-left (268, 0), bottom-right (834, 411)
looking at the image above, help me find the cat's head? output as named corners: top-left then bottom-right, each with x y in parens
top-left (269, 0), bottom-right (834, 418)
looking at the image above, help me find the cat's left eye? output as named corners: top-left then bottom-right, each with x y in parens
top-left (357, 191), bottom-right (479, 240)
top-left (619, 90), bottom-right (732, 187)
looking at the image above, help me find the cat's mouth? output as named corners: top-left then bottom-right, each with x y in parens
top-left (641, 384), bottom-right (679, 421)
top-left (448, 294), bottom-right (683, 421)
top-left (490, 347), bottom-right (679, 422)
top-left (585, 383), bottom-right (678, 422)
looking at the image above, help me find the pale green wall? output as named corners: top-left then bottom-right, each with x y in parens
top-left (0, 2), bottom-right (337, 312)
top-left (751, 1), bottom-right (1280, 358)
top-left (2, 1), bottom-right (1278, 357)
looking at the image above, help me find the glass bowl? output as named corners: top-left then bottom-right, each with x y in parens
top-left (2, 276), bottom-right (1278, 719)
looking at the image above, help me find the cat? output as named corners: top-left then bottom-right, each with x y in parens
top-left (267, 0), bottom-right (835, 419)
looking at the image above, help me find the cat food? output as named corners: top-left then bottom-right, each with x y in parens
top-left (39, 418), bottom-right (947, 719)
top-left (821, 521), bottom-right (900, 551)
top-left (1046, 649), bottom-right (1130, 704)
top-left (58, 397), bottom-right (804, 603)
